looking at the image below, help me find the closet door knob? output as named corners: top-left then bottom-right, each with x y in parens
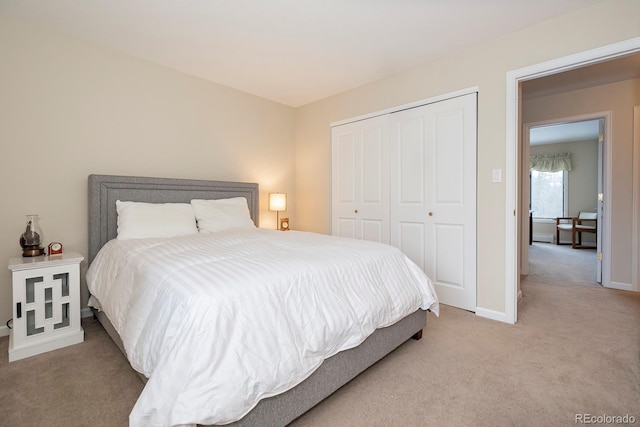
top-left (428, 212), bottom-right (433, 216)
top-left (354, 209), bottom-right (358, 214)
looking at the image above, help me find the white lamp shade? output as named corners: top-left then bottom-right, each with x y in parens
top-left (269, 193), bottom-right (287, 212)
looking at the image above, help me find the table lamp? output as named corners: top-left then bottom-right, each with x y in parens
top-left (269, 193), bottom-right (287, 230)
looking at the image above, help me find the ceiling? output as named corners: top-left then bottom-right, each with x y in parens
top-left (529, 120), bottom-right (600, 146)
top-left (0, 0), bottom-right (601, 107)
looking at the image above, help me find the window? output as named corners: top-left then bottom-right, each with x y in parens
top-left (530, 170), bottom-right (567, 219)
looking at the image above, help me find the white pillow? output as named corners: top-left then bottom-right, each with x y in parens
top-left (191, 197), bottom-right (255, 233)
top-left (116, 200), bottom-right (198, 240)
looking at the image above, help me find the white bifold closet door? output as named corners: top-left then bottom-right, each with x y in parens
top-left (389, 94), bottom-right (477, 311)
top-left (331, 93), bottom-right (477, 311)
top-left (331, 115), bottom-right (389, 243)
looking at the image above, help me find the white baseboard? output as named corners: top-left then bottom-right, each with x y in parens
top-left (0, 324), bottom-right (8, 338)
top-left (475, 307), bottom-right (510, 323)
top-left (607, 281), bottom-right (633, 291)
top-left (533, 234), bottom-right (554, 243)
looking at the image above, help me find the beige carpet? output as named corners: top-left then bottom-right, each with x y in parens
top-left (293, 289), bottom-right (639, 426)
top-left (0, 319), bottom-right (143, 426)
top-left (525, 242), bottom-right (599, 287)
top-left (1, 246), bottom-right (638, 426)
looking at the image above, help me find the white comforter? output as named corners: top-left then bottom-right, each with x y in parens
top-left (86, 228), bottom-right (439, 426)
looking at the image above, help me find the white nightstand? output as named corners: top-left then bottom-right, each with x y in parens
top-left (8, 251), bottom-right (84, 362)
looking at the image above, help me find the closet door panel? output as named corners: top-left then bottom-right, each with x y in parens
top-left (428, 106), bottom-right (468, 292)
top-left (390, 93), bottom-right (477, 312)
top-left (331, 115), bottom-right (389, 243)
top-left (331, 127), bottom-right (359, 238)
top-left (428, 94), bottom-right (477, 311)
top-left (359, 119), bottom-right (389, 243)
top-left (390, 112), bottom-right (429, 266)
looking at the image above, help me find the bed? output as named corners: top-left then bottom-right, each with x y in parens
top-left (86, 174), bottom-right (438, 426)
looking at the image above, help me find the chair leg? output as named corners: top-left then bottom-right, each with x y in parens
top-left (573, 231), bottom-right (597, 249)
top-left (556, 229), bottom-right (560, 245)
top-left (572, 228), bottom-right (577, 248)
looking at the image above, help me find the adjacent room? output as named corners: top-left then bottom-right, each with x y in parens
top-left (520, 53), bottom-right (640, 294)
top-left (1, 1), bottom-right (639, 426)
top-left (527, 119), bottom-right (601, 286)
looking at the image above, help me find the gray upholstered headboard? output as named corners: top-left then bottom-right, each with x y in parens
top-left (88, 174), bottom-right (259, 264)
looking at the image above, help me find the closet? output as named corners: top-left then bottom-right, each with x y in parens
top-left (331, 93), bottom-right (477, 311)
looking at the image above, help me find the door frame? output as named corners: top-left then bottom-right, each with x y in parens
top-left (506, 36), bottom-right (640, 324)
top-left (633, 106), bottom-right (640, 293)
top-left (521, 113), bottom-right (610, 282)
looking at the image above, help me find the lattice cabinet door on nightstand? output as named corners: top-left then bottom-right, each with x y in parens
top-left (8, 252), bottom-right (84, 362)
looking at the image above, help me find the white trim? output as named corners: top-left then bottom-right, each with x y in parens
top-left (602, 113), bottom-right (613, 288)
top-left (507, 38), bottom-right (640, 84)
top-left (506, 68), bottom-right (519, 325)
top-left (633, 106), bottom-right (640, 292)
top-left (475, 307), bottom-right (508, 323)
top-left (0, 324), bottom-right (8, 338)
top-left (563, 171), bottom-right (569, 216)
top-left (608, 281), bottom-right (633, 292)
top-left (330, 86), bottom-right (479, 127)
top-left (521, 119), bottom-right (531, 276)
top-left (506, 37), bottom-right (640, 324)
top-left (532, 234), bottom-right (554, 243)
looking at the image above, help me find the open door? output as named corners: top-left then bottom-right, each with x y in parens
top-left (596, 119), bottom-right (604, 283)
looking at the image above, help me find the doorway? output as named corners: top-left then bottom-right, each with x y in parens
top-left (505, 37), bottom-right (640, 324)
top-left (521, 117), bottom-right (604, 286)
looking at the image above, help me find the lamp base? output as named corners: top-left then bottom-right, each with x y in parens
top-left (22, 246), bottom-right (44, 257)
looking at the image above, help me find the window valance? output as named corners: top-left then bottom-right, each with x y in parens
top-left (530, 153), bottom-right (572, 172)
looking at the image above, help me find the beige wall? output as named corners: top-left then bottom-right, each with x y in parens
top-left (523, 78), bottom-right (640, 284)
top-left (0, 18), bottom-right (295, 329)
top-left (294, 0), bottom-right (640, 313)
top-left (530, 140), bottom-right (599, 244)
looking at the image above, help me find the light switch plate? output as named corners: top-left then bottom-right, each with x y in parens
top-left (492, 169), bottom-right (502, 183)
